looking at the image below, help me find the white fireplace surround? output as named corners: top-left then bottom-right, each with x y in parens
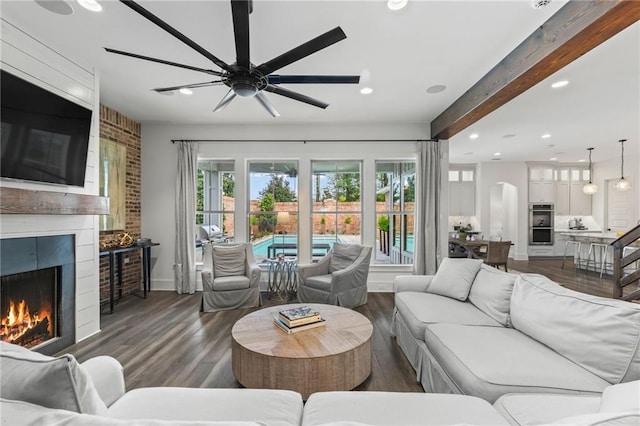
top-left (0, 19), bottom-right (102, 343)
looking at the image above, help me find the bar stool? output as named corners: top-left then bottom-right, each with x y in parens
top-left (585, 243), bottom-right (612, 278)
top-left (561, 241), bottom-right (582, 270)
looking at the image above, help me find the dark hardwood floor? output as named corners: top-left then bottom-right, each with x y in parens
top-left (65, 292), bottom-right (423, 393)
top-left (64, 258), bottom-right (634, 392)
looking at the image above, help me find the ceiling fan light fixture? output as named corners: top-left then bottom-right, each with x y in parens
top-left (387, 0), bottom-right (408, 11)
top-left (615, 139), bottom-right (632, 192)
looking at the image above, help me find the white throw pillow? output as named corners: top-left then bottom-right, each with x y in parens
top-left (213, 245), bottom-right (246, 277)
top-left (468, 264), bottom-right (517, 326)
top-left (329, 244), bottom-right (362, 273)
top-left (0, 341), bottom-right (107, 415)
top-left (599, 381), bottom-right (640, 412)
top-left (427, 258), bottom-right (483, 301)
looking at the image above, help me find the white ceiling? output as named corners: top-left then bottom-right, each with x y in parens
top-left (1, 0), bottom-right (638, 163)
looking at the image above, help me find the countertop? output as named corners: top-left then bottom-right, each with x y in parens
top-left (559, 231), bottom-right (620, 239)
top-left (555, 229), bottom-right (602, 233)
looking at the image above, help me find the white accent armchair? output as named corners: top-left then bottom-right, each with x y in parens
top-left (201, 243), bottom-right (261, 312)
top-left (297, 243), bottom-right (372, 308)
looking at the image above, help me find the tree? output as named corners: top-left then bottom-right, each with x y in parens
top-left (259, 175), bottom-right (297, 202)
top-left (222, 173), bottom-right (234, 197)
top-left (404, 175), bottom-right (415, 202)
top-left (196, 170), bottom-right (204, 224)
top-left (258, 193), bottom-right (276, 232)
top-left (328, 173), bottom-right (360, 202)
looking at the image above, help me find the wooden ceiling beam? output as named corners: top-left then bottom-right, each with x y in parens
top-left (430, 0), bottom-right (640, 140)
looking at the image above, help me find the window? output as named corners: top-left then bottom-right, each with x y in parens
top-left (248, 161), bottom-right (298, 261)
top-left (311, 161), bottom-right (362, 257)
top-left (196, 160), bottom-right (234, 262)
top-left (375, 161), bottom-right (415, 264)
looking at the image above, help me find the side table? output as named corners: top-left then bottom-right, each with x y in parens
top-left (266, 257), bottom-right (298, 300)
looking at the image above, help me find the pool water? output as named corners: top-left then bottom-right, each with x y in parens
top-left (252, 235), bottom-right (341, 257)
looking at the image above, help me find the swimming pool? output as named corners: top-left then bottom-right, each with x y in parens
top-left (252, 235), bottom-right (341, 257)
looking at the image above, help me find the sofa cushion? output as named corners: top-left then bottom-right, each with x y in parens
top-left (329, 244), bottom-right (361, 273)
top-left (510, 274), bottom-right (640, 384)
top-left (108, 388), bottom-right (303, 426)
top-left (395, 292), bottom-right (501, 341)
top-left (599, 381), bottom-right (640, 413)
top-left (1, 398), bottom-right (264, 426)
top-left (428, 258), bottom-right (483, 301)
top-left (301, 392), bottom-right (508, 426)
top-left (423, 324), bottom-right (609, 403)
top-left (213, 245), bottom-right (246, 277)
top-left (551, 413), bottom-right (640, 426)
top-left (468, 264), bottom-right (517, 327)
top-left (0, 342), bottom-right (107, 415)
top-left (213, 276), bottom-right (251, 291)
top-left (493, 393), bottom-right (601, 426)
top-left (305, 274), bottom-right (333, 291)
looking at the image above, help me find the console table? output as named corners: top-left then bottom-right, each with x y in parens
top-left (99, 242), bottom-right (159, 313)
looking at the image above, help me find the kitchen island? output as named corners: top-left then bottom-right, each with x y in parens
top-left (559, 232), bottom-right (640, 275)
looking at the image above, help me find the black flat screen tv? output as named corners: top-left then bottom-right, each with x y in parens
top-left (1, 69), bottom-right (92, 187)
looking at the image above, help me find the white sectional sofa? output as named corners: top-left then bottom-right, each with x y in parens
top-left (2, 334), bottom-right (639, 425)
top-left (391, 258), bottom-right (640, 404)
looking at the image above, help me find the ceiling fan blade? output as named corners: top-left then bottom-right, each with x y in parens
top-left (119, 0), bottom-right (232, 72)
top-left (268, 75), bottom-right (360, 84)
top-left (153, 81), bottom-right (224, 93)
top-left (231, 0), bottom-right (251, 70)
top-left (105, 48), bottom-right (224, 76)
top-left (213, 89), bottom-right (237, 112)
top-left (264, 85), bottom-right (328, 109)
top-left (256, 27), bottom-right (347, 76)
top-left (255, 92), bottom-right (280, 117)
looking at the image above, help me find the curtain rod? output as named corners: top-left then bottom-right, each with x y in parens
top-left (171, 138), bottom-right (438, 143)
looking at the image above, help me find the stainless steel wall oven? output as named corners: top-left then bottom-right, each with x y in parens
top-left (529, 203), bottom-right (554, 245)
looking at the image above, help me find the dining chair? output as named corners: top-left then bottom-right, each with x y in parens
top-left (472, 241), bottom-right (511, 271)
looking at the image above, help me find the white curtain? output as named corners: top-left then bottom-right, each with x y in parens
top-left (174, 141), bottom-right (198, 294)
top-left (413, 140), bottom-right (444, 275)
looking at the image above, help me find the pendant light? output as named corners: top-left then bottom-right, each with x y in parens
top-left (614, 139), bottom-right (632, 192)
top-left (583, 148), bottom-right (598, 195)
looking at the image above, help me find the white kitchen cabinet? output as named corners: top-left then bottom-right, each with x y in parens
top-left (450, 181), bottom-right (475, 216)
top-left (555, 182), bottom-right (570, 215)
top-left (570, 182), bottom-right (592, 215)
top-left (529, 181), bottom-right (555, 203)
top-left (528, 245), bottom-right (555, 257)
top-left (529, 166), bottom-right (554, 181)
top-left (554, 233), bottom-right (574, 256)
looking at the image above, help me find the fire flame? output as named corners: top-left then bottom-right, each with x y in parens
top-left (1, 299), bottom-right (51, 344)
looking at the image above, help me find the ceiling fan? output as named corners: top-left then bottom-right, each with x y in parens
top-left (105, 0), bottom-right (360, 117)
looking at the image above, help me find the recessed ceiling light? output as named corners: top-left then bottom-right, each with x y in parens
top-left (493, 152), bottom-right (501, 156)
top-left (360, 87), bottom-right (373, 95)
top-left (36, 0), bottom-right (74, 15)
top-left (179, 88), bottom-right (193, 95)
top-left (469, 133), bottom-right (479, 140)
top-left (502, 133), bottom-right (516, 138)
top-left (578, 159), bottom-right (586, 163)
top-left (551, 80), bottom-right (569, 89)
top-left (387, 0), bottom-right (408, 11)
top-left (77, 0), bottom-right (102, 12)
top-left (541, 133), bottom-right (551, 139)
top-left (550, 157), bottom-right (558, 161)
top-left (426, 85), bottom-right (446, 94)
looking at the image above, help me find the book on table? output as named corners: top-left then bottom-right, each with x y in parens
top-left (278, 306), bottom-right (321, 327)
top-left (273, 316), bottom-right (326, 334)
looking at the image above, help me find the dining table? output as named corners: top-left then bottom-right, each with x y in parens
top-left (449, 238), bottom-right (489, 258)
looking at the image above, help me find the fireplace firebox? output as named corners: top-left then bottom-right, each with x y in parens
top-left (0, 235), bottom-right (75, 355)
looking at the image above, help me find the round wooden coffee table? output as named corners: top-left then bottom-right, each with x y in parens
top-left (231, 303), bottom-right (373, 399)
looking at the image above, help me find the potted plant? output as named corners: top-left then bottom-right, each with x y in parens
top-left (320, 215), bottom-right (326, 235)
top-left (343, 216), bottom-right (352, 234)
top-left (250, 216), bottom-right (259, 238)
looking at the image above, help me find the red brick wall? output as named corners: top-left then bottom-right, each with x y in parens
top-left (98, 105), bottom-right (142, 306)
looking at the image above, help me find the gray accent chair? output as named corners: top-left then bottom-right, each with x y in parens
top-left (297, 243), bottom-right (372, 308)
top-left (201, 243), bottom-right (261, 312)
